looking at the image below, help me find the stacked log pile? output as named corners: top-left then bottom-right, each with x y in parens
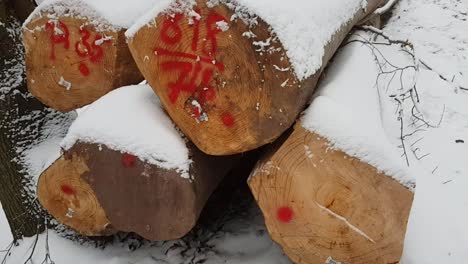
top-left (24, 0), bottom-right (414, 263)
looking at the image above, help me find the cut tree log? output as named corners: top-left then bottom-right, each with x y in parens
top-left (126, 0), bottom-right (386, 155)
top-left (248, 38), bottom-right (417, 263)
top-left (22, 0), bottom-right (158, 111)
top-left (37, 84), bottom-right (239, 240)
top-left (248, 124), bottom-right (414, 264)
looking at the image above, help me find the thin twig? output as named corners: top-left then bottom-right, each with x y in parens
top-left (1, 242), bottom-right (14, 264)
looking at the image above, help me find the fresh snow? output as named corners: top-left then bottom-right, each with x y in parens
top-left (25, 0), bottom-right (160, 32)
top-left (0, 200), bottom-right (291, 264)
top-left (385, 0), bottom-right (468, 263)
top-left (2, 0), bottom-right (468, 263)
top-left (302, 0), bottom-right (468, 262)
top-left (232, 0), bottom-right (368, 80)
top-left (126, 0), bottom-right (369, 81)
top-left (61, 84), bottom-right (192, 178)
top-left (301, 42), bottom-right (418, 187)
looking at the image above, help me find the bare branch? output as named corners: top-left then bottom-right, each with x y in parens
top-left (374, 0), bottom-right (400, 15)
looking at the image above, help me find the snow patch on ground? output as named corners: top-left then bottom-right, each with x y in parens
top-left (0, 198), bottom-right (290, 264)
top-left (303, 0), bottom-right (468, 261)
top-left (384, 0), bottom-right (468, 263)
top-left (61, 85), bottom-right (192, 178)
top-left (385, 0), bottom-right (468, 90)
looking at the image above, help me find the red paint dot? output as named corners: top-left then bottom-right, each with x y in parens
top-left (79, 63), bottom-right (90, 76)
top-left (122, 153), bottom-right (137, 168)
top-left (277, 207), bottom-right (294, 223)
top-left (221, 113), bottom-right (235, 127)
top-left (60, 185), bottom-right (75, 196)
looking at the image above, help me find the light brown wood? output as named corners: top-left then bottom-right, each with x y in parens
top-left (23, 13), bottom-right (143, 112)
top-left (127, 0), bottom-right (386, 155)
top-left (37, 154), bottom-right (113, 236)
top-left (248, 124), bottom-right (413, 264)
top-left (37, 141), bottom-right (239, 240)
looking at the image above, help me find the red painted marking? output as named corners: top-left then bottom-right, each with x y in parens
top-left (79, 63), bottom-right (90, 76)
top-left (221, 112), bottom-right (235, 127)
top-left (161, 61), bottom-right (195, 103)
top-left (190, 62), bottom-right (203, 86)
top-left (46, 22), bottom-right (110, 76)
top-left (277, 207), bottom-right (294, 223)
top-left (201, 87), bottom-right (216, 102)
top-left (155, 11), bottom-right (228, 114)
top-left (193, 107), bottom-right (201, 118)
top-left (198, 69), bottom-right (216, 103)
top-left (60, 185), bottom-right (75, 196)
top-left (122, 153), bottom-right (137, 168)
top-left (191, 8), bottom-right (201, 52)
top-left (45, 21), bottom-right (70, 60)
top-left (90, 34), bottom-right (106, 63)
top-left (201, 68), bottom-right (214, 86)
top-left (160, 14), bottom-right (183, 45)
top-left (203, 12), bottom-right (227, 57)
top-left (75, 29), bottom-right (107, 64)
top-left (154, 48), bottom-right (224, 70)
top-left (75, 28), bottom-right (91, 57)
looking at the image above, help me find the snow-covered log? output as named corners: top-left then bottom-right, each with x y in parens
top-left (248, 41), bottom-right (415, 264)
top-left (126, 0), bottom-right (386, 155)
top-left (249, 125), bottom-right (413, 264)
top-left (37, 84), bottom-right (239, 240)
top-left (22, 0), bottom-right (158, 111)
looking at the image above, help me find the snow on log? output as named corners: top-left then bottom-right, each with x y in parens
top-left (22, 0), bottom-right (158, 111)
top-left (37, 84), bottom-right (239, 240)
top-left (248, 126), bottom-right (413, 264)
top-left (126, 0), bottom-right (386, 155)
top-left (248, 42), bottom-right (416, 263)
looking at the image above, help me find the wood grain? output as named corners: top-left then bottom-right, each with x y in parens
top-left (23, 13), bottom-right (143, 111)
top-left (37, 154), bottom-right (113, 236)
top-left (128, 0), bottom-right (385, 155)
top-left (37, 142), bottom-right (239, 240)
top-left (249, 124), bottom-right (413, 264)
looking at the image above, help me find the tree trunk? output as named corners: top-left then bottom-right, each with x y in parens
top-left (248, 124), bottom-right (413, 264)
top-left (22, 1), bottom-right (144, 112)
top-left (0, 0), bottom-right (45, 241)
top-left (127, 0), bottom-right (386, 156)
top-left (10, 0), bottom-right (35, 22)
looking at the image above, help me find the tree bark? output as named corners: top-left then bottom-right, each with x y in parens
top-left (0, 0), bottom-right (45, 241)
top-left (36, 85), bottom-right (241, 240)
top-left (38, 142), bottom-right (239, 240)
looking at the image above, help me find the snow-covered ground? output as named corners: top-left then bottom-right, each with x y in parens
top-left (0, 199), bottom-right (290, 264)
top-left (385, 0), bottom-right (468, 263)
top-left (304, 0), bottom-right (468, 262)
top-left (1, 0), bottom-right (467, 263)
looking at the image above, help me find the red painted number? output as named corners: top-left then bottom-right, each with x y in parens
top-left (155, 9), bottom-right (229, 123)
top-left (45, 21), bottom-right (70, 60)
top-left (46, 20), bottom-right (111, 76)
